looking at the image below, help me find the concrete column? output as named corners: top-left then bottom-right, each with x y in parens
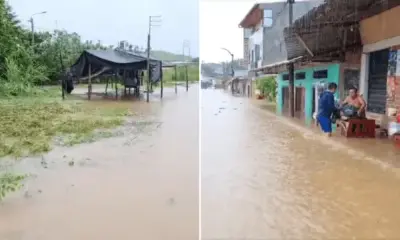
top-left (359, 53), bottom-right (370, 101)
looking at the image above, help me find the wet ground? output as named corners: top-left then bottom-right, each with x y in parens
top-left (201, 89), bottom-right (400, 239)
top-left (0, 86), bottom-right (199, 240)
top-left (2, 86), bottom-right (400, 240)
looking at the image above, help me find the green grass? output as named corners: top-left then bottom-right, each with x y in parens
top-left (0, 92), bottom-right (133, 158)
top-left (162, 65), bottom-right (199, 82)
top-left (0, 173), bottom-right (26, 201)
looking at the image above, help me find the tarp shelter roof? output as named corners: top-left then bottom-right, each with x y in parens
top-left (71, 49), bottom-right (162, 78)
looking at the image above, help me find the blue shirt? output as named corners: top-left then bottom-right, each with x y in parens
top-left (318, 91), bottom-right (335, 118)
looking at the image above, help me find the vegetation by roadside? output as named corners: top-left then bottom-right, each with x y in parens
top-left (0, 90), bottom-right (133, 158)
top-left (0, 0), bottom-right (195, 201)
top-left (163, 65), bottom-right (199, 82)
top-left (256, 76), bottom-right (277, 102)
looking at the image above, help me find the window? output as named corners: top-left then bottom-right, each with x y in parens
top-left (255, 45), bottom-right (260, 61)
top-left (282, 74), bottom-right (289, 80)
top-left (313, 70), bottom-right (328, 79)
top-left (263, 9), bottom-right (273, 27)
top-left (295, 72), bottom-right (306, 80)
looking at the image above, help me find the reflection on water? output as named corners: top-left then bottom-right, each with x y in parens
top-left (0, 86), bottom-right (199, 240)
top-left (201, 89), bottom-right (400, 239)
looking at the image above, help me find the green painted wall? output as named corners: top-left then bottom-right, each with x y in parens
top-left (276, 64), bottom-right (340, 123)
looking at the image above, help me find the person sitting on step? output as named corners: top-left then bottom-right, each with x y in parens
top-left (341, 86), bottom-right (366, 119)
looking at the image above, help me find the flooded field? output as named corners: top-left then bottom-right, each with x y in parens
top-left (0, 86), bottom-right (199, 240)
top-left (201, 89), bottom-right (400, 239)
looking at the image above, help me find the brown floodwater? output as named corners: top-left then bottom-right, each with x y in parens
top-left (0, 86), bottom-right (199, 240)
top-left (201, 89), bottom-right (400, 240)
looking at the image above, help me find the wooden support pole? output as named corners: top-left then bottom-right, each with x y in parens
top-left (288, 63), bottom-right (295, 118)
top-left (185, 65), bottom-right (189, 92)
top-left (88, 64), bottom-right (92, 100)
top-left (174, 65), bottom-right (178, 94)
top-left (160, 69), bottom-right (164, 99)
top-left (288, 0), bottom-right (295, 118)
top-left (115, 74), bottom-right (119, 100)
top-left (105, 78), bottom-right (109, 95)
top-left (123, 70), bottom-right (127, 96)
top-left (146, 33), bottom-right (151, 103)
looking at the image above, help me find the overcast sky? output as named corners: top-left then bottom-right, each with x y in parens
top-left (8, 0), bottom-right (199, 57)
top-left (200, 0), bottom-right (257, 63)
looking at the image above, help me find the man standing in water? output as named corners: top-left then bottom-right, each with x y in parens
top-left (317, 82), bottom-right (338, 137)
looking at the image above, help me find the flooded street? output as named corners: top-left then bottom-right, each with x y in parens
top-left (201, 89), bottom-right (400, 239)
top-left (0, 87), bottom-right (199, 240)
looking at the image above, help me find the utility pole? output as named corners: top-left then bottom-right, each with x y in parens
top-left (28, 11), bottom-right (47, 46)
top-left (183, 40), bottom-right (190, 91)
top-left (29, 17), bottom-right (34, 45)
top-left (288, 0), bottom-right (295, 118)
top-left (146, 15), bottom-right (162, 103)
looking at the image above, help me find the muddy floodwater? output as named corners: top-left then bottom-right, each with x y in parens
top-left (201, 89), bottom-right (400, 239)
top-left (0, 86), bottom-right (199, 240)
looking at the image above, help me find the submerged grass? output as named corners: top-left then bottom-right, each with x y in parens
top-left (0, 92), bottom-right (133, 158)
top-left (0, 173), bottom-right (26, 201)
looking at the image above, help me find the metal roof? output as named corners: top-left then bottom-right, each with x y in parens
top-left (284, 0), bottom-right (400, 60)
top-left (251, 56), bottom-right (304, 74)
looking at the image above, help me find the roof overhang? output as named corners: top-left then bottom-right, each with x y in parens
top-left (283, 0), bottom-right (400, 60)
top-left (238, 3), bottom-right (261, 28)
top-left (250, 56), bottom-right (304, 74)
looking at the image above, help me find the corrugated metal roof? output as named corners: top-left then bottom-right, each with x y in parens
top-left (284, 0), bottom-right (400, 60)
top-left (251, 56), bottom-right (304, 74)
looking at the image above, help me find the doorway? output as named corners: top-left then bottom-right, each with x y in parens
top-left (282, 87), bottom-right (289, 111)
top-left (295, 87), bottom-right (305, 118)
top-left (367, 49), bottom-right (389, 114)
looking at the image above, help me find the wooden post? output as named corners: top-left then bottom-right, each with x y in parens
top-left (115, 72), bottom-right (119, 100)
top-left (146, 31), bottom-right (151, 102)
top-left (288, 63), bottom-right (295, 117)
top-left (185, 65), bottom-right (189, 92)
top-left (174, 65), bottom-right (178, 94)
top-left (123, 70), bottom-right (127, 96)
top-left (288, 0), bottom-right (295, 118)
top-left (61, 74), bottom-right (65, 100)
top-left (88, 64), bottom-right (92, 100)
top-left (105, 78), bottom-right (109, 95)
top-left (160, 69), bottom-right (164, 99)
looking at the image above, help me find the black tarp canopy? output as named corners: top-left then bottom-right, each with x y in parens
top-left (70, 49), bottom-right (162, 83)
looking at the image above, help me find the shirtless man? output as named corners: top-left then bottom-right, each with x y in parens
top-left (342, 87), bottom-right (366, 118)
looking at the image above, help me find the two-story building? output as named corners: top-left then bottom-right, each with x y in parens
top-left (238, 1), bottom-right (321, 98)
top-left (254, 0), bottom-right (400, 128)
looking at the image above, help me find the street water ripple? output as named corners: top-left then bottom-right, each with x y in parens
top-left (201, 89), bottom-right (400, 240)
top-left (0, 86), bottom-right (199, 240)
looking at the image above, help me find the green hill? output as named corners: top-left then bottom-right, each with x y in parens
top-left (151, 50), bottom-right (193, 62)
